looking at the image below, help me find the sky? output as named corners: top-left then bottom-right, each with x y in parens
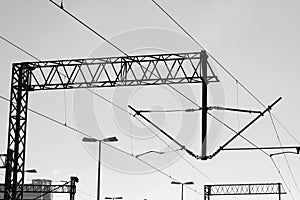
top-left (1, 1), bottom-right (300, 200)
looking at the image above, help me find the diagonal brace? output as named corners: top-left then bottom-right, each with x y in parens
top-left (128, 105), bottom-right (200, 159)
top-left (202, 97), bottom-right (282, 160)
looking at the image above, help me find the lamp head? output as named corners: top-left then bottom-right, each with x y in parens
top-left (184, 181), bottom-right (194, 185)
top-left (82, 137), bottom-right (97, 142)
top-left (24, 169), bottom-right (37, 173)
top-left (103, 136), bottom-right (118, 142)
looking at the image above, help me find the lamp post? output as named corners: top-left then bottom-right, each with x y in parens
top-left (105, 196), bottom-right (123, 200)
top-left (82, 136), bottom-right (118, 200)
top-left (171, 181), bottom-right (194, 200)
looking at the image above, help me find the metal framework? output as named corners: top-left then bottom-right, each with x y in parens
top-left (5, 51), bottom-right (218, 200)
top-left (204, 183), bottom-right (286, 200)
top-left (1, 177), bottom-right (79, 200)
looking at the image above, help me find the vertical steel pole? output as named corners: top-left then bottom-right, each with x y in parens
top-left (97, 141), bottom-right (102, 200)
top-left (4, 149), bottom-right (13, 200)
top-left (181, 183), bottom-right (184, 200)
top-left (278, 183), bottom-right (281, 200)
top-left (70, 176), bottom-right (79, 200)
top-left (201, 50), bottom-right (208, 158)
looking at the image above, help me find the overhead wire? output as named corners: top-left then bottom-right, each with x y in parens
top-left (45, 1), bottom-right (294, 191)
top-left (0, 35), bottom-right (40, 61)
top-left (0, 19), bottom-right (206, 197)
top-left (0, 31), bottom-right (206, 196)
top-left (4, 2), bottom-right (298, 199)
top-left (149, 1), bottom-right (298, 199)
top-left (48, 0), bottom-right (128, 56)
top-left (45, 0), bottom-right (218, 185)
top-left (150, 0), bottom-right (266, 109)
top-left (269, 112), bottom-right (300, 195)
top-left (0, 93), bottom-right (203, 197)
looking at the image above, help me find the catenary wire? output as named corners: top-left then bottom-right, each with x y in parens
top-left (0, 94), bottom-right (203, 197)
top-left (0, 27), bottom-right (208, 196)
top-left (4, 3), bottom-right (298, 198)
top-left (48, 0), bottom-right (128, 56)
top-left (0, 9), bottom-right (277, 194)
top-left (149, 2), bottom-right (298, 199)
top-left (150, 0), bottom-right (300, 156)
top-left (269, 112), bottom-right (300, 195)
top-left (47, 0), bottom-right (263, 160)
top-left (0, 35), bottom-right (40, 61)
top-left (45, 0), bottom-right (220, 185)
top-left (150, 0), bottom-right (266, 109)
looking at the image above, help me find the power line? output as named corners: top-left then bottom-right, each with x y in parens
top-left (4, 3), bottom-right (299, 199)
top-left (149, 2), bottom-right (299, 199)
top-left (0, 35), bottom-right (40, 61)
top-left (0, 25), bottom-right (208, 196)
top-left (270, 157), bottom-right (295, 200)
top-left (44, 0), bottom-right (219, 184)
top-left (268, 112), bottom-right (300, 195)
top-left (48, 0), bottom-right (128, 56)
top-left (150, 0), bottom-right (266, 109)
top-left (0, 94), bottom-right (203, 197)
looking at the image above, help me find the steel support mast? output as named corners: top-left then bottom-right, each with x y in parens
top-left (4, 51), bottom-right (218, 200)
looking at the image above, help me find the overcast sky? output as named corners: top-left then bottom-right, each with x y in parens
top-left (1, 1), bottom-right (300, 200)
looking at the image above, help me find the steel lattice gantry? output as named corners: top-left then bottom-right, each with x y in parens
top-left (1, 177), bottom-right (79, 200)
top-left (5, 51), bottom-right (219, 200)
top-left (204, 183), bottom-right (286, 200)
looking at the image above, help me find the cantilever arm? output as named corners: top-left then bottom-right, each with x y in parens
top-left (128, 105), bottom-right (200, 159)
top-left (202, 97), bottom-right (282, 160)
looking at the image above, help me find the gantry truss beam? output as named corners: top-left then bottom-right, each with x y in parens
top-left (5, 51), bottom-right (217, 200)
top-left (1, 177), bottom-right (78, 200)
top-left (28, 52), bottom-right (219, 90)
top-left (1, 183), bottom-right (73, 193)
top-left (204, 183), bottom-right (286, 200)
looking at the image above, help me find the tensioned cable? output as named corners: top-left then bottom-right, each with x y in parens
top-left (208, 109), bottom-right (297, 200)
top-left (207, 111), bottom-right (270, 157)
top-left (0, 94), bottom-right (203, 197)
top-left (130, 110), bottom-right (215, 183)
top-left (150, 0), bottom-right (266, 109)
top-left (49, 0), bottom-right (128, 56)
top-left (151, 0), bottom-right (300, 159)
top-left (4, 3), bottom-right (296, 198)
top-left (0, 23), bottom-right (271, 192)
top-left (45, 0), bottom-right (219, 184)
top-left (209, 110), bottom-right (296, 200)
top-left (269, 112), bottom-right (300, 195)
top-left (48, 0), bottom-right (299, 153)
top-left (149, 1), bottom-right (298, 198)
top-left (0, 30), bottom-right (208, 195)
top-left (0, 35), bottom-right (40, 61)
top-left (270, 157), bottom-right (295, 200)
top-left (236, 81), bottom-right (240, 131)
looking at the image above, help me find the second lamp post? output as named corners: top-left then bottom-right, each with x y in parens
top-left (82, 136), bottom-right (118, 200)
top-left (171, 181), bottom-right (194, 200)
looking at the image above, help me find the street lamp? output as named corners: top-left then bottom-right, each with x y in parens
top-left (82, 136), bottom-right (118, 200)
top-left (171, 181), bottom-right (194, 200)
top-left (105, 196), bottom-right (123, 200)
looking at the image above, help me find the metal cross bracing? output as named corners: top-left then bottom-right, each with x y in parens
top-left (5, 50), bottom-right (218, 200)
top-left (27, 51), bottom-right (218, 90)
top-left (1, 177), bottom-right (79, 200)
top-left (204, 183), bottom-right (286, 200)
